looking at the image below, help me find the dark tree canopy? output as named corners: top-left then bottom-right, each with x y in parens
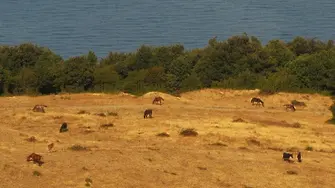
top-left (0, 35), bottom-right (334, 98)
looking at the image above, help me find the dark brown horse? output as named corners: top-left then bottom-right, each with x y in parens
top-left (27, 153), bottom-right (44, 166)
top-left (32, 105), bottom-right (47, 113)
top-left (282, 152), bottom-right (293, 162)
top-left (144, 109), bottom-right (153, 119)
top-left (251, 97), bottom-right (264, 107)
top-left (48, 143), bottom-right (54, 152)
top-left (297, 152), bottom-right (302, 162)
top-left (152, 96), bottom-right (164, 105)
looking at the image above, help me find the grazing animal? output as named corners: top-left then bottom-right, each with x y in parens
top-left (32, 105), bottom-right (47, 113)
top-left (48, 143), bottom-right (54, 152)
top-left (59, 122), bottom-right (68, 133)
top-left (284, 104), bottom-right (296, 112)
top-left (297, 152), bottom-right (302, 162)
top-left (152, 96), bottom-right (164, 105)
top-left (291, 100), bottom-right (307, 107)
top-left (251, 97), bottom-right (264, 107)
top-left (144, 109), bottom-right (153, 119)
top-left (283, 152), bottom-right (294, 162)
top-left (27, 153), bottom-right (43, 166)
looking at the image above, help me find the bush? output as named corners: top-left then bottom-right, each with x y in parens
top-left (69, 144), bottom-right (88, 151)
top-left (328, 102), bottom-right (335, 124)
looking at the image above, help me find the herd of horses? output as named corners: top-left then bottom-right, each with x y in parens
top-left (250, 97), bottom-right (301, 112)
top-left (26, 95), bottom-right (304, 166)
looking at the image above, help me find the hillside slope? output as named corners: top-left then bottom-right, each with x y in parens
top-left (0, 89), bottom-right (334, 188)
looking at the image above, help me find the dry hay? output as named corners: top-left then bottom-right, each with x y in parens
top-left (209, 142), bottom-right (228, 147)
top-left (258, 90), bottom-right (277, 96)
top-left (100, 123), bottom-right (114, 129)
top-left (1, 89), bottom-right (335, 187)
top-left (286, 170), bottom-right (298, 175)
top-left (69, 144), bottom-right (89, 151)
top-left (25, 136), bottom-right (37, 142)
top-left (77, 110), bottom-right (90, 115)
top-left (182, 88), bottom-right (260, 98)
top-left (246, 137), bottom-right (261, 146)
top-left (141, 91), bottom-right (178, 101)
top-left (250, 119), bottom-right (302, 129)
top-left (116, 92), bottom-right (137, 98)
top-left (82, 128), bottom-right (95, 134)
top-left (291, 100), bottom-right (307, 107)
top-left (180, 128), bottom-right (198, 137)
top-left (94, 111), bottom-right (118, 117)
top-left (232, 117), bottom-right (246, 123)
top-left (156, 132), bottom-right (170, 137)
top-left (265, 92), bottom-right (333, 111)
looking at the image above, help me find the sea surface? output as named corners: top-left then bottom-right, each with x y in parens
top-left (0, 0), bottom-right (334, 59)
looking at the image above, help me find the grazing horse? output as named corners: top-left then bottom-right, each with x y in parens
top-left (152, 96), bottom-right (164, 105)
top-left (284, 104), bottom-right (296, 112)
top-left (48, 143), bottom-right (54, 152)
top-left (283, 152), bottom-right (294, 162)
top-left (27, 153), bottom-right (44, 166)
top-left (32, 105), bottom-right (47, 113)
top-left (297, 152), bottom-right (302, 162)
top-left (251, 97), bottom-right (264, 107)
top-left (144, 109), bottom-right (153, 119)
top-left (59, 122), bottom-right (68, 133)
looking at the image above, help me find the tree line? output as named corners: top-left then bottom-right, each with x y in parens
top-left (1, 34), bottom-right (334, 121)
top-left (0, 34), bottom-right (335, 96)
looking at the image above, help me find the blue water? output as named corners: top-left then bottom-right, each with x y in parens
top-left (0, 0), bottom-right (334, 59)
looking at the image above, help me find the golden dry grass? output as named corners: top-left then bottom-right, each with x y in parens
top-left (0, 89), bottom-right (334, 188)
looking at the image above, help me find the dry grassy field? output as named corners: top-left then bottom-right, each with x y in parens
top-left (0, 89), bottom-right (334, 188)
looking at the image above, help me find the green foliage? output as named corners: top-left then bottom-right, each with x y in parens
top-left (181, 71), bottom-right (202, 92)
top-left (63, 55), bottom-right (95, 92)
top-left (0, 34), bottom-right (334, 97)
top-left (144, 66), bottom-right (166, 89)
top-left (94, 65), bottom-right (120, 92)
top-left (122, 69), bottom-right (148, 95)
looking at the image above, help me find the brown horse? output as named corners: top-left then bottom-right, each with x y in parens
top-left (152, 96), bottom-right (164, 105)
top-left (144, 109), bottom-right (153, 119)
top-left (32, 105), bottom-right (47, 113)
top-left (48, 143), bottom-right (54, 152)
top-left (282, 152), bottom-right (294, 162)
top-left (297, 152), bottom-right (302, 162)
top-left (27, 153), bottom-right (44, 166)
top-left (284, 104), bottom-right (296, 112)
top-left (251, 97), bottom-right (264, 107)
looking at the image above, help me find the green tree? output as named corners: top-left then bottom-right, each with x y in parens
top-left (264, 40), bottom-right (295, 67)
top-left (0, 65), bottom-right (7, 95)
top-left (34, 50), bottom-right (63, 94)
top-left (5, 43), bottom-right (44, 73)
top-left (87, 50), bottom-right (98, 65)
top-left (63, 56), bottom-right (95, 92)
top-left (181, 71), bottom-right (202, 92)
top-left (287, 49), bottom-right (335, 92)
top-left (132, 45), bottom-right (156, 70)
top-left (100, 52), bottom-right (129, 65)
top-left (144, 66), bottom-right (166, 90)
top-left (257, 68), bottom-right (301, 93)
top-left (94, 65), bottom-right (120, 92)
top-left (166, 55), bottom-right (193, 88)
top-left (122, 69), bottom-right (148, 94)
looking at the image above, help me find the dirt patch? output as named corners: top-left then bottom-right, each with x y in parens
top-left (156, 132), bottom-right (170, 137)
top-left (180, 128), bottom-right (198, 136)
top-left (246, 138), bottom-right (261, 146)
top-left (250, 119), bottom-right (303, 129)
top-left (232, 118), bottom-right (246, 123)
